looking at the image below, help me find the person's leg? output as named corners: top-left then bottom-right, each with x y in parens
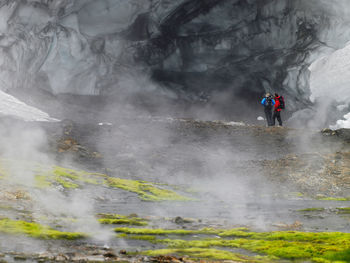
top-left (264, 111), bottom-right (269, 126)
top-left (277, 111), bottom-right (282, 126)
top-left (266, 108), bottom-right (273, 126)
top-left (264, 109), bottom-right (270, 126)
top-left (272, 111), bottom-right (277, 126)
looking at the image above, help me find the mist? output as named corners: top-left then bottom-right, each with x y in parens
top-left (0, 119), bottom-right (114, 249)
top-left (1, 0), bottom-right (350, 260)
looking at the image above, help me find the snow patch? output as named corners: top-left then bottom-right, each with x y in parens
top-left (330, 113), bottom-right (350, 130)
top-left (309, 43), bottom-right (350, 129)
top-left (0, 90), bottom-right (58, 122)
top-left (226, 121), bottom-right (246, 126)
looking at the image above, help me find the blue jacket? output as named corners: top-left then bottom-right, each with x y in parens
top-left (261, 97), bottom-right (275, 106)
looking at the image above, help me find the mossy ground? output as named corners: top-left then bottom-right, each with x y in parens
top-left (117, 227), bottom-right (350, 262)
top-left (0, 218), bottom-right (84, 240)
top-left (324, 249), bottom-right (350, 262)
top-left (97, 213), bottom-right (148, 226)
top-left (142, 248), bottom-right (272, 262)
top-left (297, 208), bottom-right (325, 212)
top-left (316, 196), bottom-right (350, 201)
top-left (106, 177), bottom-right (191, 201)
top-left (336, 207), bottom-right (350, 214)
top-left (0, 159), bottom-right (191, 202)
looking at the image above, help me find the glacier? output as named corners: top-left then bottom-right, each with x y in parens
top-left (1, 0), bottom-right (350, 126)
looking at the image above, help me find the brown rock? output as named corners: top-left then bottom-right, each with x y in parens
top-left (104, 252), bottom-right (117, 258)
top-left (55, 254), bottom-right (69, 261)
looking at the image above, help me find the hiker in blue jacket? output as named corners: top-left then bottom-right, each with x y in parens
top-left (261, 93), bottom-right (275, 126)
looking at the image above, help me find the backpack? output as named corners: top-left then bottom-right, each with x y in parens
top-left (277, 96), bottom-right (285, 109)
top-left (265, 96), bottom-right (273, 107)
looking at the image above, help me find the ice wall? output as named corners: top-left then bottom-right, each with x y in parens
top-left (310, 45), bottom-right (350, 103)
top-left (1, 0), bottom-right (350, 122)
top-left (301, 0), bottom-right (350, 129)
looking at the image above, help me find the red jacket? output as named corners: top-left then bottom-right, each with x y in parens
top-left (274, 96), bottom-right (282, 112)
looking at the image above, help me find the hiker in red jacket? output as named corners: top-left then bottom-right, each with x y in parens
top-left (272, 93), bottom-right (284, 126)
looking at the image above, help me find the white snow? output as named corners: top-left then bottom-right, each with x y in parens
top-left (0, 90), bottom-right (58, 122)
top-left (309, 43), bottom-right (350, 129)
top-left (330, 113), bottom-right (350, 130)
top-left (225, 121), bottom-right (246, 126)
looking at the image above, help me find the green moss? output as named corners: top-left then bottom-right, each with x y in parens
top-left (145, 237), bottom-right (350, 260)
top-left (156, 238), bottom-right (240, 249)
top-left (106, 178), bottom-right (191, 201)
top-left (219, 228), bottom-right (253, 238)
top-left (0, 218), bottom-right (85, 239)
top-left (324, 249), bottom-right (350, 262)
top-left (54, 176), bottom-right (79, 189)
top-left (52, 166), bottom-right (103, 185)
top-left (316, 196), bottom-right (350, 201)
top-left (118, 227), bottom-right (350, 262)
top-left (34, 175), bottom-right (52, 188)
top-left (98, 214), bottom-right (148, 226)
top-left (297, 208), bottom-right (325, 212)
top-left (232, 239), bottom-right (323, 259)
top-left (156, 236), bottom-right (350, 260)
top-left (42, 165), bottom-right (192, 201)
top-left (220, 230), bottom-right (350, 243)
top-left (0, 158), bottom-right (192, 202)
top-left (142, 248), bottom-right (267, 262)
top-left (336, 207), bottom-right (350, 214)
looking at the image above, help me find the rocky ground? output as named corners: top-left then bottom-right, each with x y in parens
top-left (0, 117), bottom-right (350, 262)
top-left (50, 117), bottom-right (350, 197)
